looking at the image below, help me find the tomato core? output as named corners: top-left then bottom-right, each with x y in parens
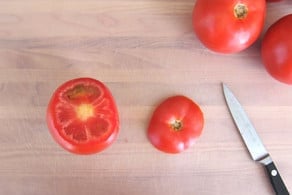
top-left (170, 119), bottom-right (183, 131)
top-left (76, 104), bottom-right (94, 121)
top-left (234, 3), bottom-right (248, 19)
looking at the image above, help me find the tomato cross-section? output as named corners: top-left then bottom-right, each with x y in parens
top-left (46, 78), bottom-right (119, 154)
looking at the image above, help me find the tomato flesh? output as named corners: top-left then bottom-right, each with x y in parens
top-left (47, 78), bottom-right (119, 154)
top-left (147, 95), bottom-right (204, 154)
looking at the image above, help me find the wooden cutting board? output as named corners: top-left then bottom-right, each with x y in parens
top-left (0, 1), bottom-right (291, 194)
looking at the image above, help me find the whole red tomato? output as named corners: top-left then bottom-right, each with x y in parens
top-left (147, 95), bottom-right (204, 154)
top-left (47, 78), bottom-right (119, 154)
top-left (193, 0), bottom-right (266, 53)
top-left (261, 14), bottom-right (292, 84)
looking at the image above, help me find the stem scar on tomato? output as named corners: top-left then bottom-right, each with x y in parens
top-left (147, 95), bottom-right (204, 154)
top-left (193, 0), bottom-right (265, 53)
top-left (234, 3), bottom-right (248, 19)
top-left (170, 119), bottom-right (183, 131)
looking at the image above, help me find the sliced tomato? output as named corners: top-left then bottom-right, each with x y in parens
top-left (147, 95), bottom-right (204, 154)
top-left (46, 78), bottom-right (119, 154)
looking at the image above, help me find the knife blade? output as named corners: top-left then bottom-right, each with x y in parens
top-left (222, 83), bottom-right (289, 195)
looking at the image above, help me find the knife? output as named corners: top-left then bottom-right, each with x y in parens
top-left (222, 84), bottom-right (289, 195)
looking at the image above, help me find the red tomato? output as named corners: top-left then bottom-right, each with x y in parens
top-left (261, 14), bottom-right (292, 84)
top-left (47, 78), bottom-right (119, 154)
top-left (266, 0), bottom-right (282, 2)
top-left (193, 0), bottom-right (266, 53)
top-left (147, 95), bottom-right (204, 154)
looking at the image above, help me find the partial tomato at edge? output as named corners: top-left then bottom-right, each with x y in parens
top-left (147, 95), bottom-right (204, 154)
top-left (46, 78), bottom-right (119, 154)
top-left (193, 0), bottom-right (266, 53)
top-left (261, 14), bottom-right (292, 84)
top-left (266, 0), bottom-right (282, 2)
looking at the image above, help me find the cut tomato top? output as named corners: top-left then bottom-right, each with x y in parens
top-left (46, 78), bottom-right (119, 154)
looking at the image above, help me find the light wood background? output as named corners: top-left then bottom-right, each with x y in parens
top-left (0, 1), bottom-right (292, 194)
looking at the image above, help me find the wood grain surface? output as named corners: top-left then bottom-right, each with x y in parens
top-left (0, 1), bottom-right (292, 194)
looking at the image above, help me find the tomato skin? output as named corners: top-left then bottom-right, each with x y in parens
top-left (193, 0), bottom-right (266, 53)
top-left (47, 78), bottom-right (119, 154)
top-left (261, 14), bottom-right (292, 84)
top-left (147, 96), bottom-right (204, 154)
top-left (266, 0), bottom-right (282, 2)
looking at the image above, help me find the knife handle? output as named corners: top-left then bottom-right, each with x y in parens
top-left (265, 161), bottom-right (289, 195)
